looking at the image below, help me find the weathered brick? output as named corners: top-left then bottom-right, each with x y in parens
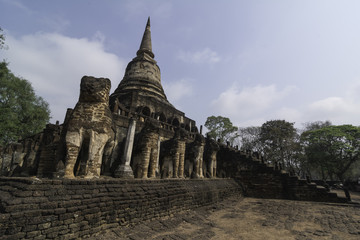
top-left (40, 201), bottom-right (58, 209)
top-left (22, 196), bottom-right (48, 204)
top-left (46, 231), bottom-right (59, 238)
top-left (63, 218), bottom-right (74, 225)
top-left (48, 195), bottom-right (71, 201)
top-left (33, 190), bottom-right (45, 197)
top-left (70, 194), bottom-right (83, 200)
top-left (63, 232), bottom-right (80, 240)
top-left (66, 206), bottom-right (78, 213)
top-left (58, 228), bottom-right (70, 236)
top-left (13, 191), bottom-right (33, 197)
top-left (22, 224), bottom-right (38, 232)
top-left (54, 208), bottom-right (67, 214)
top-left (0, 178), bottom-right (244, 239)
top-left (42, 225), bottom-right (68, 235)
top-left (58, 212), bottom-right (75, 221)
top-left (38, 222), bottom-right (51, 230)
top-left (58, 200), bottom-right (82, 208)
top-left (26, 230), bottom-right (42, 238)
top-left (51, 220), bottom-right (64, 227)
top-left (9, 212), bottom-right (25, 223)
top-left (73, 215), bottom-right (84, 223)
top-left (82, 207), bottom-right (100, 215)
top-left (0, 213), bottom-right (10, 223)
top-left (33, 234), bottom-right (47, 240)
top-left (3, 232), bottom-right (26, 239)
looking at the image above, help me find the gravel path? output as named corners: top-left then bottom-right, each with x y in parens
top-left (87, 191), bottom-right (360, 240)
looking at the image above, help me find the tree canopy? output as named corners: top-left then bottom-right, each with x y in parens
top-left (259, 120), bottom-right (300, 170)
top-left (301, 125), bottom-right (360, 181)
top-left (204, 115), bottom-right (360, 181)
top-left (302, 120), bottom-right (332, 132)
top-left (236, 126), bottom-right (262, 152)
top-left (204, 115), bottom-right (238, 144)
top-left (0, 61), bottom-right (51, 145)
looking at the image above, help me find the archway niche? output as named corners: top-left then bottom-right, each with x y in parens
top-left (141, 106), bottom-right (151, 116)
top-left (159, 113), bottom-right (166, 122)
top-left (172, 118), bottom-right (180, 127)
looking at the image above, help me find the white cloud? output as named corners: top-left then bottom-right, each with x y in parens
top-left (210, 82), bottom-right (360, 128)
top-left (309, 97), bottom-right (351, 113)
top-left (305, 96), bottom-right (360, 125)
top-left (3, 32), bottom-right (126, 123)
top-left (211, 84), bottom-right (296, 125)
top-left (177, 48), bottom-right (220, 64)
top-left (92, 31), bottom-right (106, 44)
top-left (163, 78), bottom-right (193, 103)
top-left (274, 107), bottom-right (302, 124)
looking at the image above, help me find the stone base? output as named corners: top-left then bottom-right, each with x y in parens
top-left (114, 165), bottom-right (134, 178)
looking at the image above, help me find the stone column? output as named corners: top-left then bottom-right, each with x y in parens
top-left (148, 136), bottom-right (161, 178)
top-left (178, 142), bottom-right (185, 178)
top-left (195, 143), bottom-right (205, 178)
top-left (211, 152), bottom-right (217, 178)
top-left (114, 119), bottom-right (136, 178)
top-left (140, 147), bottom-right (151, 178)
top-left (148, 148), bottom-right (157, 178)
top-left (172, 152), bottom-right (180, 178)
top-left (155, 136), bottom-right (161, 176)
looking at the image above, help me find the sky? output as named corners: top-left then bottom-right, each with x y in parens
top-left (1, 0), bottom-right (360, 130)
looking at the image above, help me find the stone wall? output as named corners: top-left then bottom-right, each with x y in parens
top-left (216, 145), bottom-right (348, 203)
top-left (0, 177), bottom-right (242, 239)
top-left (0, 123), bottom-right (62, 178)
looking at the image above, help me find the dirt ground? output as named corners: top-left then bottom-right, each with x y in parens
top-left (88, 191), bottom-right (360, 240)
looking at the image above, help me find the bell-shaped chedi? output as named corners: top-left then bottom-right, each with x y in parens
top-left (110, 17), bottom-right (172, 111)
top-left (110, 17), bottom-right (196, 134)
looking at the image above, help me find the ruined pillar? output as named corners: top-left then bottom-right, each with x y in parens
top-left (155, 136), bottom-right (161, 176)
top-left (204, 137), bottom-right (220, 178)
top-left (62, 76), bottom-right (115, 179)
top-left (114, 119), bottom-right (136, 178)
top-left (131, 119), bottom-right (160, 178)
top-left (139, 147), bottom-right (151, 178)
top-left (209, 151), bottom-right (217, 177)
top-left (172, 152), bottom-right (180, 178)
top-left (178, 142), bottom-right (186, 178)
top-left (193, 135), bottom-right (205, 178)
top-left (148, 136), bottom-right (161, 178)
top-left (170, 142), bottom-right (185, 178)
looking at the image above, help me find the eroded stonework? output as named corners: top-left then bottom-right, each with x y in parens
top-left (0, 18), bottom-right (203, 180)
top-left (62, 76), bottom-right (115, 178)
top-left (0, 17), bottom-right (349, 204)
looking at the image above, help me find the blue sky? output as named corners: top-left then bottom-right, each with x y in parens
top-left (1, 0), bottom-right (360, 130)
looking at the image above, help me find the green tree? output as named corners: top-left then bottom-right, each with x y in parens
top-left (302, 120), bottom-right (332, 132)
top-left (299, 120), bottom-right (332, 178)
top-left (301, 125), bottom-right (360, 181)
top-left (236, 126), bottom-right (262, 152)
top-left (259, 120), bottom-right (300, 170)
top-left (204, 116), bottom-right (238, 144)
top-left (0, 62), bottom-right (51, 145)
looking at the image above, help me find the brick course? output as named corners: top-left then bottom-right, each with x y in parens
top-left (0, 177), bottom-right (242, 239)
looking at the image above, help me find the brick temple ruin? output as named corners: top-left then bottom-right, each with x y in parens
top-left (0, 18), bottom-right (350, 239)
top-left (0, 18), bottom-right (207, 181)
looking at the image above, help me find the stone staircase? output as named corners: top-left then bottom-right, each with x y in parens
top-left (216, 145), bottom-right (348, 203)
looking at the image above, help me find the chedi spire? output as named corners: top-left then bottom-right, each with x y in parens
top-left (136, 17), bottom-right (154, 58)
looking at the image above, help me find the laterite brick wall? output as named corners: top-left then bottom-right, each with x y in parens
top-left (0, 177), bottom-right (242, 239)
top-left (216, 146), bottom-right (347, 203)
